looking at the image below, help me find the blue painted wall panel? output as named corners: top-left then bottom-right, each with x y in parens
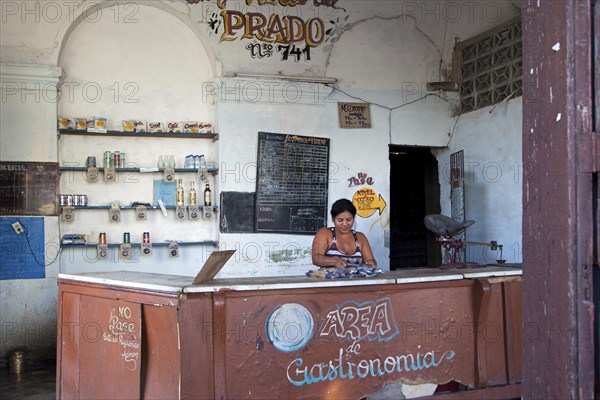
top-left (0, 217), bottom-right (45, 279)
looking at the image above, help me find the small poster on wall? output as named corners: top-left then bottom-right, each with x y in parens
top-left (338, 102), bottom-right (371, 128)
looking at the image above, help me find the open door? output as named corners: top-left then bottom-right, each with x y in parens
top-left (389, 146), bottom-right (441, 269)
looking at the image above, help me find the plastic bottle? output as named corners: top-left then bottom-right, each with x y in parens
top-left (185, 155), bottom-right (193, 168)
top-left (168, 155), bottom-right (176, 169)
top-left (189, 181), bottom-right (197, 206)
top-left (176, 179), bottom-right (184, 206)
top-left (203, 182), bottom-right (211, 207)
top-left (199, 155), bottom-right (207, 181)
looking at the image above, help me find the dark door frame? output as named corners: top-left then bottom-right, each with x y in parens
top-left (522, 0), bottom-right (597, 398)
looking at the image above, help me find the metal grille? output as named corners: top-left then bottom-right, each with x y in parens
top-left (458, 18), bottom-right (522, 113)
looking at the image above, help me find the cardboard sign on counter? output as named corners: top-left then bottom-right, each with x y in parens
top-left (192, 250), bottom-right (236, 284)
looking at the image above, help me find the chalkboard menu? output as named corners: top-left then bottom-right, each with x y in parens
top-left (255, 132), bottom-right (329, 234)
top-left (0, 162), bottom-right (59, 216)
top-left (220, 192), bottom-right (255, 233)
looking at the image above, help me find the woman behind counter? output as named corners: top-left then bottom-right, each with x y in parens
top-left (312, 198), bottom-right (377, 268)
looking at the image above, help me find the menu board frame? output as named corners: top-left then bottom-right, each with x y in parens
top-left (0, 162), bottom-right (59, 216)
top-left (255, 132), bottom-right (330, 234)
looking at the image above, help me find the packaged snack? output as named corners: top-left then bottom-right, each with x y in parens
top-left (198, 122), bottom-right (213, 133)
top-left (183, 121), bottom-right (200, 133)
top-left (148, 122), bottom-right (163, 132)
top-left (86, 118), bottom-right (95, 130)
top-left (122, 120), bottom-right (135, 132)
top-left (58, 117), bottom-right (74, 130)
top-left (75, 118), bottom-right (87, 130)
top-left (166, 121), bottom-right (183, 133)
top-left (94, 117), bottom-right (107, 131)
top-left (132, 120), bottom-right (146, 132)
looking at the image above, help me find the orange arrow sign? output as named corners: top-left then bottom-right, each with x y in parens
top-left (352, 188), bottom-right (387, 218)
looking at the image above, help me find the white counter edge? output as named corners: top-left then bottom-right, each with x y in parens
top-left (58, 273), bottom-right (187, 293)
top-left (183, 278), bottom-right (398, 293)
top-left (58, 266), bottom-right (522, 294)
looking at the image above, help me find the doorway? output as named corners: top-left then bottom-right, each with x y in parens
top-left (389, 146), bottom-right (441, 269)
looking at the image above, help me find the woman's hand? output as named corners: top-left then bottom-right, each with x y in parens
top-left (334, 258), bottom-right (347, 268)
top-left (363, 259), bottom-right (377, 267)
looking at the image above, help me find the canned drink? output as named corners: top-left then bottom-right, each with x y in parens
top-left (60, 194), bottom-right (68, 206)
top-left (143, 232), bottom-right (150, 243)
top-left (104, 151), bottom-right (111, 168)
top-left (123, 232), bottom-right (130, 244)
top-left (99, 233), bottom-right (107, 245)
top-left (113, 152), bottom-right (120, 169)
top-left (120, 153), bottom-right (126, 168)
top-left (66, 194), bottom-right (73, 206)
top-left (86, 156), bottom-right (96, 168)
top-left (72, 195), bottom-right (80, 206)
top-left (79, 194), bottom-right (88, 207)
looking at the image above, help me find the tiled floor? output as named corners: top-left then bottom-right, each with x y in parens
top-left (0, 362), bottom-right (56, 400)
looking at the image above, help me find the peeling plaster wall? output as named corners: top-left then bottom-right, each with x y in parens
top-left (0, 0), bottom-right (523, 362)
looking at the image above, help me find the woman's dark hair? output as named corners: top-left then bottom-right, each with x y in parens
top-left (330, 198), bottom-right (356, 219)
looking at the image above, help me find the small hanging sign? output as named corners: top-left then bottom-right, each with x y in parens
top-left (338, 102), bottom-right (371, 129)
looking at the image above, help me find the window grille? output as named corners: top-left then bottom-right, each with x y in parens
top-left (455, 18), bottom-right (522, 113)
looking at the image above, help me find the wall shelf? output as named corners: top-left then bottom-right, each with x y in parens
top-left (61, 205), bottom-right (219, 211)
top-left (60, 241), bottom-right (219, 248)
top-left (59, 166), bottom-right (218, 174)
top-left (58, 129), bottom-right (219, 141)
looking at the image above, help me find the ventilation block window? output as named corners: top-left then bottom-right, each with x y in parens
top-left (455, 18), bottom-right (522, 113)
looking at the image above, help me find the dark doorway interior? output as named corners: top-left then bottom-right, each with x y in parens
top-left (389, 146), bottom-right (441, 269)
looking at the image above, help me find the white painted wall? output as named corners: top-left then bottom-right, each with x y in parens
top-left (56, 3), bottom-right (216, 276)
top-left (437, 98), bottom-right (523, 264)
top-left (0, 0), bottom-right (523, 362)
top-left (0, 63), bottom-right (62, 363)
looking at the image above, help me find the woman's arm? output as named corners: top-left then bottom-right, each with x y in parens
top-left (311, 228), bottom-right (348, 268)
top-left (357, 232), bottom-right (377, 266)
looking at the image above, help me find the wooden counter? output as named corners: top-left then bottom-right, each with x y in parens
top-left (56, 266), bottom-right (522, 399)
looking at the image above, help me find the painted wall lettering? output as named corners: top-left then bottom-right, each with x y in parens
top-left (189, 0), bottom-right (344, 60)
top-left (319, 298), bottom-right (399, 342)
top-left (347, 172), bottom-right (374, 187)
top-left (286, 347), bottom-right (456, 386)
top-left (352, 187), bottom-right (387, 218)
top-left (102, 306), bottom-right (140, 371)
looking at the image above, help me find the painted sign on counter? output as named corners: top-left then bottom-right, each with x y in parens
top-left (265, 298), bottom-right (456, 387)
top-left (102, 305), bottom-right (141, 371)
top-left (78, 297), bottom-right (142, 398)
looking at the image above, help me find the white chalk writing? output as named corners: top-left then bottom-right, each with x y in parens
top-left (102, 306), bottom-right (140, 371)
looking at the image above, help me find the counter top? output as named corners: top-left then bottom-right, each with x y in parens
top-left (58, 265), bottom-right (521, 294)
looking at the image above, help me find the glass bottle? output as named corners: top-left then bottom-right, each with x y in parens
top-left (168, 155), bottom-right (176, 169)
top-left (176, 179), bottom-right (184, 206)
top-left (158, 155), bottom-right (164, 169)
top-left (203, 182), bottom-right (211, 207)
top-left (189, 181), bottom-right (197, 206)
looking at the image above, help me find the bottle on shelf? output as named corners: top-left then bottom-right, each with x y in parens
top-left (204, 181), bottom-right (211, 207)
top-left (185, 155), bottom-right (193, 168)
top-left (199, 155), bottom-right (207, 181)
top-left (189, 181), bottom-right (197, 206)
top-left (177, 179), bottom-right (185, 206)
top-left (168, 155), bottom-right (176, 169)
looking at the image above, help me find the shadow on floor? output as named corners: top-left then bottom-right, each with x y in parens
top-left (0, 361), bottom-right (56, 400)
